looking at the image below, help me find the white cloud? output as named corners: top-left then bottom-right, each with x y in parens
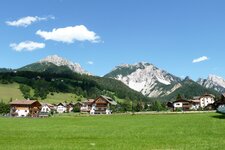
top-left (36, 25), bottom-right (101, 43)
top-left (6, 16), bottom-right (54, 27)
top-left (87, 61), bottom-right (94, 65)
top-left (10, 41), bottom-right (45, 52)
top-left (192, 56), bottom-right (209, 63)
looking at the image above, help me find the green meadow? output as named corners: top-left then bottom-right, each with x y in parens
top-left (0, 113), bottom-right (225, 150)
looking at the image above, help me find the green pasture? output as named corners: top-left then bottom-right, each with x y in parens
top-left (0, 113), bottom-right (225, 150)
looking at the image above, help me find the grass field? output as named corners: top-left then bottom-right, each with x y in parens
top-left (0, 83), bottom-right (23, 102)
top-left (0, 113), bottom-right (225, 150)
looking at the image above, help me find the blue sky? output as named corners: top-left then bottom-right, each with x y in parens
top-left (0, 0), bottom-right (225, 79)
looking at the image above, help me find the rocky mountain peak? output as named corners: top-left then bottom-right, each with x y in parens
top-left (104, 62), bottom-right (181, 97)
top-left (39, 55), bottom-right (89, 75)
top-left (197, 74), bottom-right (225, 93)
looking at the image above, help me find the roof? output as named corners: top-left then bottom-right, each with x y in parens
top-left (41, 103), bottom-right (54, 107)
top-left (10, 100), bottom-right (40, 105)
top-left (98, 95), bottom-right (117, 105)
top-left (57, 102), bottom-right (67, 106)
top-left (173, 99), bottom-right (190, 103)
top-left (200, 93), bottom-right (215, 98)
top-left (190, 100), bottom-right (200, 103)
top-left (75, 102), bottom-right (83, 105)
top-left (83, 99), bottom-right (95, 103)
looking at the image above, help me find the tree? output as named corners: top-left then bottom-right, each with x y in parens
top-left (33, 80), bottom-right (50, 100)
top-left (73, 105), bottom-right (80, 112)
top-left (19, 84), bottom-right (31, 99)
top-left (0, 101), bottom-right (10, 114)
top-left (176, 94), bottom-right (182, 100)
top-left (152, 101), bottom-right (163, 111)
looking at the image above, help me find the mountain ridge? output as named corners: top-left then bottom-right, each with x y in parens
top-left (0, 55), bottom-right (223, 100)
top-left (18, 55), bottom-right (90, 75)
top-left (197, 74), bottom-right (225, 93)
top-left (104, 62), bottom-right (221, 98)
top-left (104, 62), bottom-right (182, 97)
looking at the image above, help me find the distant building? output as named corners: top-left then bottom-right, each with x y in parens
top-left (199, 94), bottom-right (215, 108)
top-left (189, 100), bottom-right (200, 110)
top-left (56, 103), bottom-right (67, 113)
top-left (80, 99), bottom-right (95, 112)
top-left (10, 100), bottom-right (41, 117)
top-left (41, 103), bottom-right (54, 113)
top-left (67, 102), bottom-right (75, 112)
top-left (90, 95), bottom-right (117, 114)
top-left (172, 99), bottom-right (192, 111)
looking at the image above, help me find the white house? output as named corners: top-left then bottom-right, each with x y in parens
top-left (199, 94), bottom-right (215, 108)
top-left (80, 99), bottom-right (95, 112)
top-left (41, 104), bottom-right (51, 113)
top-left (56, 103), bottom-right (67, 113)
top-left (172, 99), bottom-right (192, 111)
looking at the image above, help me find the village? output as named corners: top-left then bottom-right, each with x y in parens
top-left (6, 93), bottom-right (225, 118)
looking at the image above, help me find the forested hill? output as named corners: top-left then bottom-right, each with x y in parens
top-left (0, 71), bottom-right (151, 102)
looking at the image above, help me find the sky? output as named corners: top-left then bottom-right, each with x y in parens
top-left (0, 0), bottom-right (225, 79)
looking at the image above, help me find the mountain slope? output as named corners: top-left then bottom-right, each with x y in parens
top-left (18, 62), bottom-right (74, 74)
top-left (18, 55), bottom-right (90, 75)
top-left (197, 75), bottom-right (225, 93)
top-left (104, 62), bottom-right (182, 97)
top-left (0, 71), bottom-right (150, 102)
top-left (0, 68), bottom-right (13, 73)
top-left (163, 77), bottom-right (220, 101)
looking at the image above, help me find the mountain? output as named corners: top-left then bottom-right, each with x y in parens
top-left (0, 71), bottom-right (150, 102)
top-left (104, 62), bottom-right (182, 97)
top-left (197, 75), bottom-right (225, 93)
top-left (0, 68), bottom-right (13, 73)
top-left (18, 55), bottom-right (90, 75)
top-left (164, 77), bottom-right (220, 100)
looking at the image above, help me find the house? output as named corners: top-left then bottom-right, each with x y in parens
top-left (41, 103), bottom-right (54, 113)
top-left (10, 100), bottom-right (41, 117)
top-left (67, 102), bottom-right (75, 112)
top-left (189, 100), bottom-right (200, 110)
top-left (199, 94), bottom-right (215, 108)
top-left (90, 95), bottom-right (117, 114)
top-left (39, 103), bottom-right (55, 117)
top-left (172, 99), bottom-right (192, 111)
top-left (80, 99), bottom-right (95, 112)
top-left (56, 102), bottom-right (67, 113)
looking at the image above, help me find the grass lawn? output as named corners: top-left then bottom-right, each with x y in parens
top-left (0, 83), bottom-right (23, 102)
top-left (0, 113), bottom-right (225, 150)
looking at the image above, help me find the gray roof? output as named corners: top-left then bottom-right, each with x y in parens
top-left (99, 95), bottom-right (117, 105)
